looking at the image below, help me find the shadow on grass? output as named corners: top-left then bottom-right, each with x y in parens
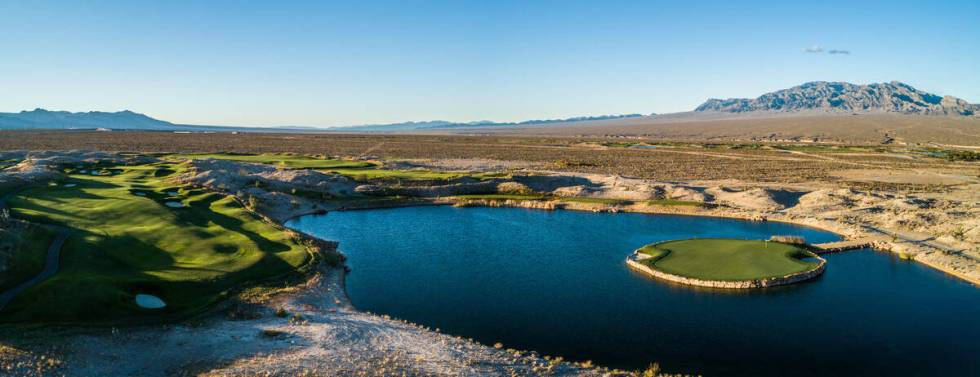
top-left (153, 168), bottom-right (176, 177)
top-left (60, 178), bottom-right (124, 190)
top-left (172, 196), bottom-right (291, 254)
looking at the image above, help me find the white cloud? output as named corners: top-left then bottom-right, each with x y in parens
top-left (804, 46), bottom-right (850, 55)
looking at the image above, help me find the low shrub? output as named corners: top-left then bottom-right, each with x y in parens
top-left (769, 235), bottom-right (806, 245)
top-left (945, 150), bottom-right (980, 162)
top-left (259, 329), bottom-right (286, 338)
top-left (495, 181), bottom-right (533, 195)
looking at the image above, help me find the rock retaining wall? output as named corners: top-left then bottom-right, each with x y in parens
top-left (626, 249), bottom-right (826, 289)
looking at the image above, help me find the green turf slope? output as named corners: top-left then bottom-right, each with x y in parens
top-left (2, 162), bottom-right (312, 323)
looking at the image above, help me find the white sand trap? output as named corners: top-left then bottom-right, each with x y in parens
top-left (134, 192), bottom-right (146, 196)
top-left (135, 294), bottom-right (166, 309)
top-left (78, 170), bottom-right (88, 174)
top-left (64, 183), bottom-right (77, 188)
top-left (164, 201), bottom-right (184, 208)
top-left (166, 191), bottom-right (179, 197)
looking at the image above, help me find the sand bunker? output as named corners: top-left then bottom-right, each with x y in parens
top-left (63, 183), bottom-right (77, 188)
top-left (135, 294), bottom-right (166, 309)
top-left (164, 201), bottom-right (183, 208)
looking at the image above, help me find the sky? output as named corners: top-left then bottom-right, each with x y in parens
top-left (1, 0), bottom-right (978, 127)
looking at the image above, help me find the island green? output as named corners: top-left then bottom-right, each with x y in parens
top-left (637, 238), bottom-right (820, 281)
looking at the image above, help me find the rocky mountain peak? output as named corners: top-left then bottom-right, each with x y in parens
top-left (695, 81), bottom-right (979, 116)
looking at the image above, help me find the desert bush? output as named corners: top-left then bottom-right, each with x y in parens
top-left (769, 235), bottom-right (806, 244)
top-left (496, 181), bottom-right (533, 195)
top-left (260, 329), bottom-right (286, 338)
top-left (945, 150), bottom-right (980, 161)
top-left (246, 195), bottom-right (260, 210)
top-left (642, 363), bottom-right (661, 377)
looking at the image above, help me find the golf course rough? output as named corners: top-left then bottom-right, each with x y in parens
top-left (627, 238), bottom-right (826, 289)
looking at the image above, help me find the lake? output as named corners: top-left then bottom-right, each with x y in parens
top-left (287, 206), bottom-right (980, 376)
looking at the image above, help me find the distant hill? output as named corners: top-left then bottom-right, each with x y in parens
top-left (0, 108), bottom-right (180, 130)
top-left (695, 81), bottom-right (979, 116)
top-left (332, 114), bottom-right (646, 131)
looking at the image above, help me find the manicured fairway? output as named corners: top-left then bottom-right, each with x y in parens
top-left (169, 152), bottom-right (502, 182)
top-left (645, 199), bottom-right (703, 207)
top-left (452, 195), bottom-right (702, 206)
top-left (558, 197), bottom-right (630, 205)
top-left (637, 238), bottom-right (819, 281)
top-left (320, 168), bottom-right (505, 182)
top-left (170, 153), bottom-right (375, 169)
top-left (454, 194), bottom-right (547, 200)
top-left (2, 162), bottom-right (313, 323)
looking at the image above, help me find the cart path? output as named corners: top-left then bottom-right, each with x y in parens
top-left (0, 188), bottom-right (70, 312)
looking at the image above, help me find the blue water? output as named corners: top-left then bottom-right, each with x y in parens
top-left (287, 206), bottom-right (980, 377)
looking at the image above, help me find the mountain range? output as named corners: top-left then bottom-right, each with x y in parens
top-left (2, 81), bottom-right (977, 132)
top-left (0, 109), bottom-right (646, 132)
top-left (696, 81), bottom-right (979, 116)
top-left (0, 109), bottom-right (177, 130)
top-left (337, 114), bottom-right (647, 131)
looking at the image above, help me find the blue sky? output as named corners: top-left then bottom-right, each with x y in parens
top-left (1, 0), bottom-right (978, 127)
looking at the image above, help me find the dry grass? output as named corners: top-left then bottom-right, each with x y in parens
top-left (477, 112), bottom-right (980, 146)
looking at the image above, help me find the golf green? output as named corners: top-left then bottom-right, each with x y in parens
top-left (636, 238), bottom-right (820, 281)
